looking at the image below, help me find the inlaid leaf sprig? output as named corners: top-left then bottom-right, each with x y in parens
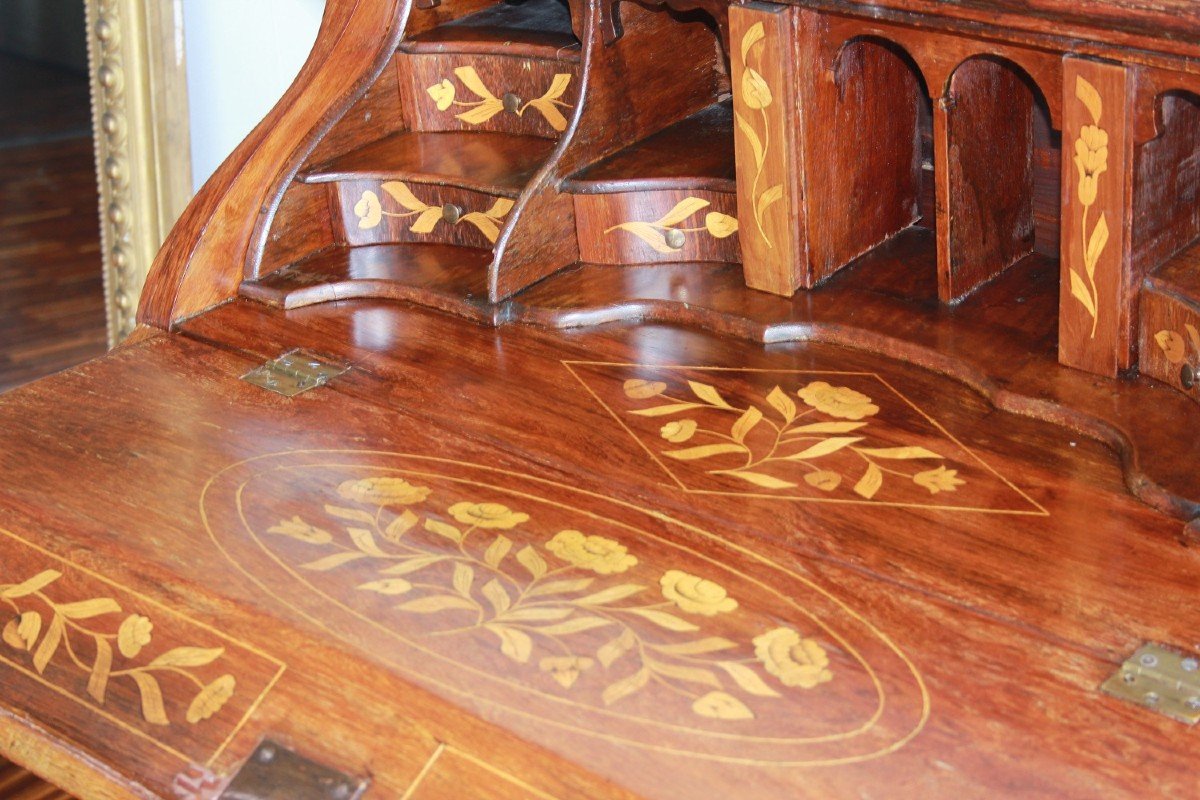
top-left (354, 181), bottom-right (513, 243)
top-left (623, 377), bottom-right (964, 498)
top-left (267, 477), bottom-right (836, 721)
top-left (427, 67), bottom-right (574, 132)
top-left (1, 571), bottom-right (235, 726)
top-left (605, 197), bottom-right (738, 255)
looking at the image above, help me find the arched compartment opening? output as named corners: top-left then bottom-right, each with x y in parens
top-left (1132, 90), bottom-right (1200, 278)
top-left (803, 36), bottom-right (932, 285)
top-left (937, 55), bottom-right (1060, 302)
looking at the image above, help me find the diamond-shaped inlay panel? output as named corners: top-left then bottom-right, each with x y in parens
top-left (566, 362), bottom-right (1045, 515)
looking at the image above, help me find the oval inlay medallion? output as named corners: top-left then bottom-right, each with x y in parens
top-left (202, 451), bottom-right (928, 766)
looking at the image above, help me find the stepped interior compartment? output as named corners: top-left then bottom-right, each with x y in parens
top-left (400, 0), bottom-right (580, 60)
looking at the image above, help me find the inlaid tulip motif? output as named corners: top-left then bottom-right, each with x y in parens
top-left (734, 22), bottom-right (784, 248)
top-left (266, 477), bottom-right (840, 722)
top-left (1070, 76), bottom-right (1110, 338)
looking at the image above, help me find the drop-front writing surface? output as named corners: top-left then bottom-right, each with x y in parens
top-left (5, 0), bottom-right (1200, 796)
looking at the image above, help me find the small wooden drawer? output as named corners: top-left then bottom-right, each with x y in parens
top-left (332, 179), bottom-right (515, 249)
top-left (1140, 248), bottom-right (1200, 404)
top-left (574, 190), bottom-right (741, 265)
top-left (400, 54), bottom-right (579, 138)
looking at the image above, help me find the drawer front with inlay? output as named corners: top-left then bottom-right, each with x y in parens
top-left (333, 179), bottom-right (515, 249)
top-left (400, 54), bottom-right (579, 138)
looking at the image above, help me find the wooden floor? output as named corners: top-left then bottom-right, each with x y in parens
top-left (0, 54), bottom-right (107, 394)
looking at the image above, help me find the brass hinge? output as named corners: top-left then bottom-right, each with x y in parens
top-left (219, 740), bottom-right (368, 800)
top-left (241, 350), bottom-right (349, 397)
top-left (1100, 643), bottom-right (1200, 724)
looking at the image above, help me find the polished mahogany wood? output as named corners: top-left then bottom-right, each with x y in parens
top-left (400, 0), bottom-right (581, 61)
top-left (0, 296), bottom-right (1195, 798)
top-left (563, 102), bottom-right (735, 195)
top-left (1057, 58), bottom-right (1135, 377)
top-left (9, 1), bottom-right (1199, 796)
top-left (300, 130), bottom-right (556, 197)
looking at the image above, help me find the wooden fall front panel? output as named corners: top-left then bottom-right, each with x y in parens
top-left (4, 0), bottom-right (1200, 797)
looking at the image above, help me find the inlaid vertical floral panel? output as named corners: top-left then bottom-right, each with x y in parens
top-left (1059, 58), bottom-right (1134, 377)
top-left (730, 4), bottom-right (805, 297)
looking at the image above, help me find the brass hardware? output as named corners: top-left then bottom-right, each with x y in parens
top-left (218, 740), bottom-right (367, 800)
top-left (1181, 363), bottom-right (1195, 389)
top-left (502, 92), bottom-right (523, 114)
top-left (442, 203), bottom-right (464, 224)
top-left (1101, 643), bottom-right (1200, 724)
top-left (241, 350), bottom-right (349, 397)
top-left (665, 229), bottom-right (687, 249)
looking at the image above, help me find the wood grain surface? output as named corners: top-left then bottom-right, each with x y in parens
top-left (2, 297), bottom-right (1193, 798)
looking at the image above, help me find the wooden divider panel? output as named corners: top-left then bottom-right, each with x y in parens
top-left (1059, 57), bottom-right (1135, 376)
top-left (731, 3), bottom-right (806, 296)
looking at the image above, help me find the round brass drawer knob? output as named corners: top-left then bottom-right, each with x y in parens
top-left (442, 204), bottom-right (464, 224)
top-left (665, 229), bottom-right (686, 250)
top-left (503, 92), bottom-right (523, 114)
top-left (1182, 363), bottom-right (1196, 390)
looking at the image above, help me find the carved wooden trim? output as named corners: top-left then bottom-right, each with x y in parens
top-left (86, 0), bottom-right (193, 346)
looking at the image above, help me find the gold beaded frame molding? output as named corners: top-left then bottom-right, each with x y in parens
top-left (86, 0), bottom-right (193, 345)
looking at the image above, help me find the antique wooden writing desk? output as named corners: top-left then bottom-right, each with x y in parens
top-left (2, 0), bottom-right (1200, 797)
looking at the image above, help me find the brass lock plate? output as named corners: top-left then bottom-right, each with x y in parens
top-left (1100, 643), bottom-right (1200, 724)
top-left (241, 350), bottom-right (349, 397)
top-left (218, 740), bottom-right (367, 800)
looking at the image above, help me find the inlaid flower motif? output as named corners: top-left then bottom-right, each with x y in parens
top-left (186, 674), bottom-right (237, 724)
top-left (705, 212), bottom-right (739, 239)
top-left (623, 378), bottom-right (667, 399)
top-left (267, 516), bottom-right (333, 545)
top-left (546, 530), bottom-right (637, 574)
top-left (3, 612), bottom-right (41, 651)
top-left (660, 570), bottom-right (737, 616)
top-left (539, 656), bottom-right (594, 689)
top-left (660, 419), bottom-right (697, 443)
top-left (338, 477), bottom-right (431, 507)
top-left (692, 690), bottom-right (754, 720)
top-left (796, 381), bottom-right (880, 420)
top-left (740, 68), bottom-right (773, 111)
top-left (912, 466), bottom-right (964, 494)
top-left (117, 614), bottom-right (154, 658)
top-left (753, 627), bottom-right (833, 689)
top-left (354, 190), bottom-right (382, 230)
top-left (426, 78), bottom-right (455, 111)
top-left (1073, 125), bottom-right (1108, 206)
top-left (448, 502), bottom-right (529, 529)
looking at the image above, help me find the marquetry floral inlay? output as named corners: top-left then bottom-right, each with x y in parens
top-left (623, 377), bottom-right (963, 498)
top-left (734, 22), bottom-right (783, 248)
top-left (605, 197), bottom-right (738, 254)
top-left (428, 67), bottom-right (573, 132)
top-left (354, 181), bottom-right (513, 243)
top-left (1, 570), bottom-right (236, 726)
top-left (1070, 76), bottom-right (1110, 339)
top-left (1154, 322), bottom-right (1200, 382)
top-left (266, 477), bottom-right (837, 721)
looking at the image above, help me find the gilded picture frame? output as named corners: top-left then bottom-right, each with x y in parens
top-left (85, 0), bottom-right (193, 345)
